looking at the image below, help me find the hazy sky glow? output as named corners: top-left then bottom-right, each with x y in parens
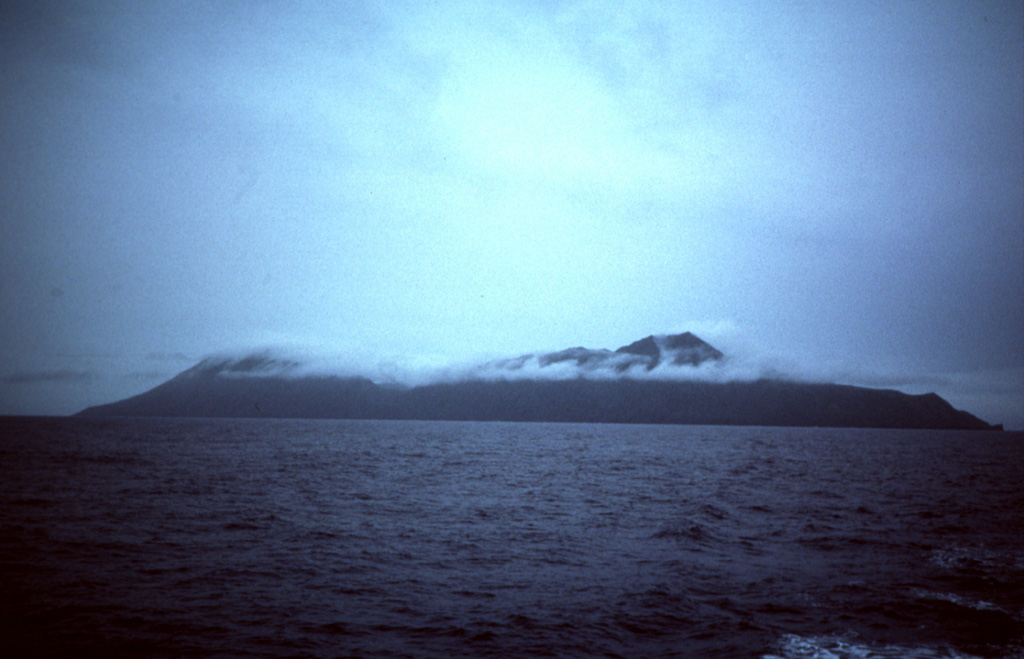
top-left (2, 1), bottom-right (1022, 426)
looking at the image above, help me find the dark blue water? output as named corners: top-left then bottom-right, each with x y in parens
top-left (1, 417), bottom-right (1021, 658)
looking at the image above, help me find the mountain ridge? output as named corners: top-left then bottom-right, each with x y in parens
top-left (486, 331), bottom-right (724, 375)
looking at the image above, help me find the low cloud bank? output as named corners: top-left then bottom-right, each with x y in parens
top-left (1, 369), bottom-right (94, 384)
top-left (190, 341), bottom-right (821, 387)
top-left (174, 337), bottom-right (1023, 429)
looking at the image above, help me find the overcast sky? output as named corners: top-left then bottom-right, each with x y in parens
top-left (2, 0), bottom-right (1022, 427)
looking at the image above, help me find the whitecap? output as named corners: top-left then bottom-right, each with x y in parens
top-left (762, 633), bottom-right (984, 659)
top-left (911, 588), bottom-right (1005, 613)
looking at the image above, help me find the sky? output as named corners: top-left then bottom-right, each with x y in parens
top-left (1, 0), bottom-right (1022, 427)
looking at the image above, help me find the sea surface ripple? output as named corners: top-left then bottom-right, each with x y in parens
top-left (1, 417), bottom-right (1022, 657)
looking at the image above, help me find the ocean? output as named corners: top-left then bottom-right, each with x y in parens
top-left (1, 417), bottom-right (1021, 658)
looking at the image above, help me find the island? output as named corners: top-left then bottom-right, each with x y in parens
top-left (76, 332), bottom-right (999, 430)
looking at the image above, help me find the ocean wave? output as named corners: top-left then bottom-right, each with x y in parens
top-left (762, 633), bottom-right (986, 659)
top-left (930, 545), bottom-right (1024, 574)
top-left (912, 589), bottom-right (1006, 613)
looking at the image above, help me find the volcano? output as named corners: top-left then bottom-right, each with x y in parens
top-left (75, 332), bottom-right (999, 430)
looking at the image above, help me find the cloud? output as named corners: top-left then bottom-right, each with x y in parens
top-left (1, 369), bottom-right (94, 385)
top-left (189, 332), bottom-right (784, 388)
top-left (180, 338), bottom-right (1020, 429)
top-left (123, 371), bottom-right (175, 382)
top-left (144, 351), bottom-right (193, 363)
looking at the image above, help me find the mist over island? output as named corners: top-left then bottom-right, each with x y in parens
top-left (76, 332), bottom-right (999, 430)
